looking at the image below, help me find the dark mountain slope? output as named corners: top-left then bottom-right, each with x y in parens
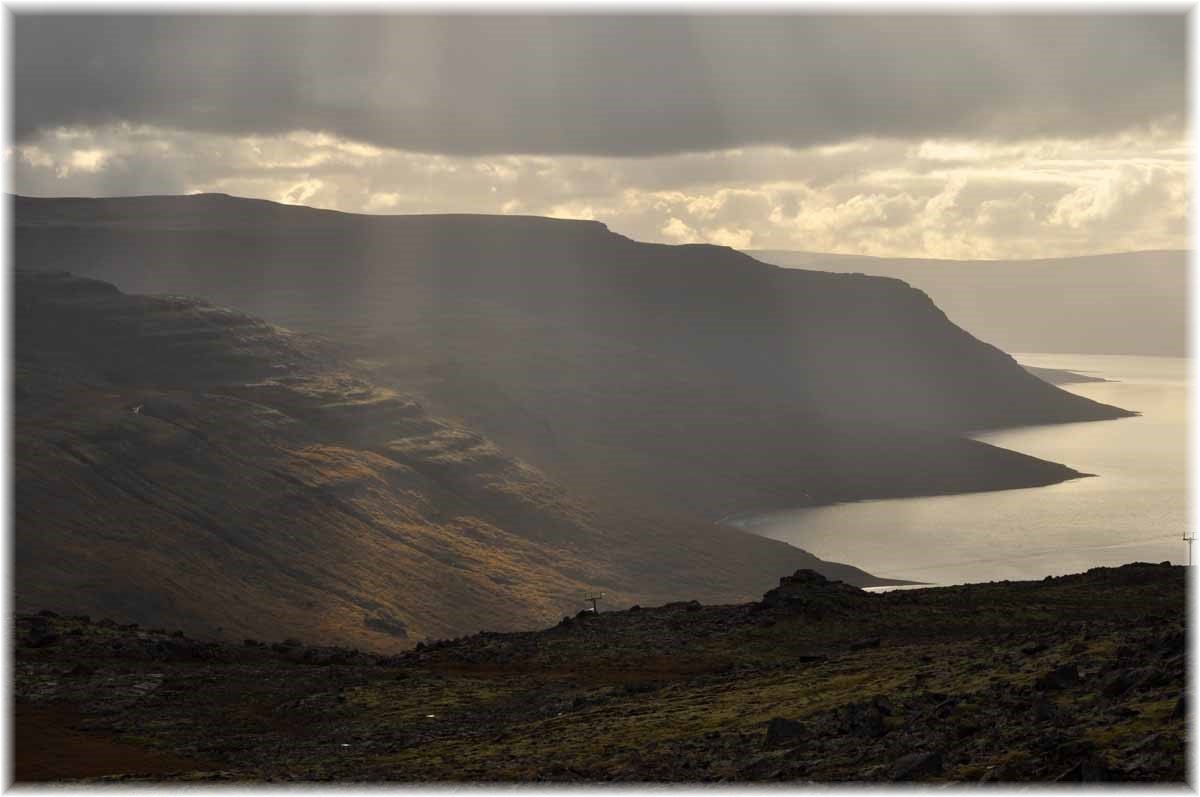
top-left (750, 248), bottom-right (1187, 358)
top-left (15, 271), bottom-right (893, 651)
top-left (14, 194), bottom-right (1131, 518)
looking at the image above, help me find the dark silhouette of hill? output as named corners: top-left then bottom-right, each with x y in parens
top-left (750, 249), bottom-right (1187, 358)
top-left (16, 270), bottom-right (901, 650)
top-left (14, 194), bottom-right (1131, 521)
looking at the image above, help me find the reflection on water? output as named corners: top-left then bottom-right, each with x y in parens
top-left (735, 354), bottom-right (1188, 586)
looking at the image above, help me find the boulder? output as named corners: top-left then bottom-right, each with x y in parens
top-left (763, 717), bottom-right (805, 748)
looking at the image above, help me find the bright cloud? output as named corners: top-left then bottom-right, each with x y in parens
top-left (8, 123), bottom-right (1189, 259)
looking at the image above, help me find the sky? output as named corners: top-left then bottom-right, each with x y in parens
top-left (9, 14), bottom-right (1189, 258)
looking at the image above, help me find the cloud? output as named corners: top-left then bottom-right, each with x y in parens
top-left (702, 226), bottom-right (755, 249)
top-left (13, 15), bottom-right (1185, 157)
top-left (64, 148), bottom-right (105, 173)
top-left (9, 123), bottom-right (1188, 259)
top-left (364, 191), bottom-right (403, 211)
top-left (660, 217), bottom-right (698, 242)
top-left (1050, 163), bottom-right (1179, 231)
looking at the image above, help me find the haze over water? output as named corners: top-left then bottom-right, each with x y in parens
top-left (737, 353), bottom-right (1187, 586)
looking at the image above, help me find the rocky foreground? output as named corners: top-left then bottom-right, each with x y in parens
top-left (13, 563), bottom-right (1187, 783)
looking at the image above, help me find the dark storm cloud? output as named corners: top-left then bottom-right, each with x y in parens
top-left (12, 14), bottom-right (1185, 157)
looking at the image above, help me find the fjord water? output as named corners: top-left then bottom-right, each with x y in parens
top-left (736, 353), bottom-right (1188, 586)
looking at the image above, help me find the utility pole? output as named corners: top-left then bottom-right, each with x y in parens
top-left (1184, 533), bottom-right (1195, 566)
top-left (585, 593), bottom-right (605, 614)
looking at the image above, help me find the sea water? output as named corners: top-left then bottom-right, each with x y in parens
top-left (734, 354), bottom-right (1188, 586)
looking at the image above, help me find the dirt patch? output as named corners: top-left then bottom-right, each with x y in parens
top-left (13, 701), bottom-right (217, 782)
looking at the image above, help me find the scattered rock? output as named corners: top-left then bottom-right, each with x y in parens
top-left (890, 751), bottom-right (942, 781)
top-left (793, 654), bottom-right (827, 664)
top-left (1035, 664), bottom-right (1080, 691)
top-left (1032, 695), bottom-right (1058, 723)
top-left (24, 631), bottom-right (60, 648)
top-left (842, 701), bottom-right (887, 738)
top-left (1132, 666), bottom-right (1170, 690)
top-left (1054, 737), bottom-right (1096, 759)
top-left (1101, 670), bottom-right (1135, 699)
top-left (1054, 755), bottom-right (1114, 782)
top-left (979, 763), bottom-right (1013, 783)
top-left (736, 755), bottom-right (781, 780)
top-left (1157, 630), bottom-right (1186, 656)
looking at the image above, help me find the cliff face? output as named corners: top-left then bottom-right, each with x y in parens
top-left (15, 271), bottom-right (895, 650)
top-left (14, 194), bottom-right (1130, 519)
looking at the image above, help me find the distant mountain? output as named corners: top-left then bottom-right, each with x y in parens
top-left (15, 194), bottom-right (1131, 523)
top-left (15, 270), bottom-right (895, 650)
top-left (749, 249), bottom-right (1187, 358)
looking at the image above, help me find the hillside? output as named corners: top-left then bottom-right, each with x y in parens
top-left (14, 563), bottom-right (1185, 782)
top-left (15, 270), bottom-right (894, 651)
top-left (750, 249), bottom-right (1187, 358)
top-left (14, 194), bottom-right (1132, 520)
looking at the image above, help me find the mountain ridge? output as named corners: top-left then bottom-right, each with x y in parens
top-left (15, 269), bottom-right (902, 651)
top-left (12, 193), bottom-right (1147, 650)
top-left (13, 193), bottom-right (1132, 526)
